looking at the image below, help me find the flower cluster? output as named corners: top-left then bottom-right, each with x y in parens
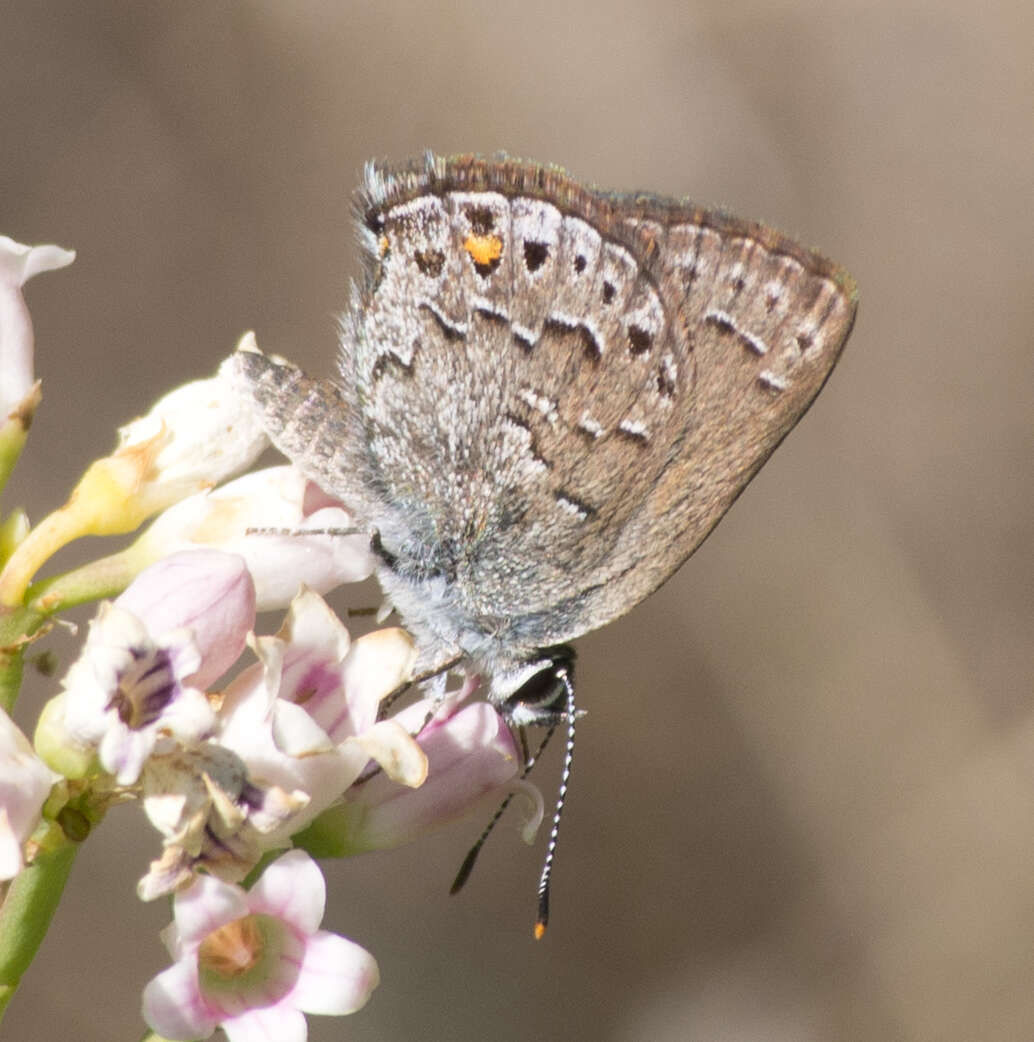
top-left (0, 236), bottom-right (527, 1041)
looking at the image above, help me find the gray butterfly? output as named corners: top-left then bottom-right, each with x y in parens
top-left (232, 153), bottom-right (857, 925)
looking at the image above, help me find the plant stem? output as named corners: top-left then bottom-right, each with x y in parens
top-left (0, 823), bottom-right (78, 1025)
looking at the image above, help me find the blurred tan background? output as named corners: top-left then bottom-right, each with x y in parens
top-left (2, 2), bottom-right (1032, 1040)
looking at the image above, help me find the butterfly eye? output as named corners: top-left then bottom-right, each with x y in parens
top-left (500, 647), bottom-right (575, 728)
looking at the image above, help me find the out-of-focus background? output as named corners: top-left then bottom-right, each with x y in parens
top-left (2, 2), bottom-right (1031, 1039)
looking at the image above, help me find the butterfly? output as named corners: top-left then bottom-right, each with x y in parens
top-left (232, 152), bottom-right (857, 930)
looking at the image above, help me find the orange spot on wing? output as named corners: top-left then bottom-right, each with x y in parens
top-left (463, 233), bottom-right (503, 267)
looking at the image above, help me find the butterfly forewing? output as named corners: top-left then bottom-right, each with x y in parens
top-left (350, 155), bottom-right (856, 644)
top-left (573, 205), bottom-right (857, 630)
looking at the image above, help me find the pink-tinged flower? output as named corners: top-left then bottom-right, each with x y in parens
top-left (216, 589), bottom-right (421, 846)
top-left (137, 743), bottom-right (309, 900)
top-left (0, 707), bottom-right (58, 880)
top-left (133, 465), bottom-right (374, 611)
top-left (115, 549), bottom-right (256, 690)
top-left (308, 685), bottom-right (523, 855)
top-left (46, 551), bottom-right (253, 785)
top-left (53, 602), bottom-right (213, 784)
top-left (0, 235), bottom-right (75, 419)
top-left (142, 849), bottom-right (378, 1042)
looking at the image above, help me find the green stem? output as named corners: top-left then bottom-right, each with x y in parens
top-left (25, 549), bottom-right (141, 614)
top-left (0, 389), bottom-right (39, 503)
top-left (0, 823), bottom-right (78, 1025)
top-left (0, 646), bottom-right (24, 717)
top-left (0, 605), bottom-right (47, 714)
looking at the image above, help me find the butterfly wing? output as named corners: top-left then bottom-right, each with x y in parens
top-left (568, 199), bottom-right (858, 633)
top-left (233, 154), bottom-right (855, 666)
top-left (347, 155), bottom-right (855, 651)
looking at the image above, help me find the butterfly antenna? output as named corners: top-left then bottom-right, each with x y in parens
top-left (534, 667), bottom-right (577, 940)
top-left (450, 723), bottom-right (558, 896)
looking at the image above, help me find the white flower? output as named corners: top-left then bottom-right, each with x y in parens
top-left (56, 602), bottom-right (215, 785)
top-left (0, 235), bottom-right (75, 418)
top-left (0, 707), bottom-right (58, 880)
top-left (134, 466), bottom-right (374, 611)
top-left (0, 338), bottom-right (271, 606)
top-left (216, 589), bottom-right (420, 846)
top-left (37, 551), bottom-right (255, 783)
top-left (53, 550), bottom-right (255, 784)
top-left (137, 743), bottom-right (309, 901)
top-left (330, 694), bottom-right (521, 854)
top-left (114, 549), bottom-right (256, 690)
top-left (142, 850), bottom-right (378, 1042)
top-left (107, 339), bottom-right (271, 517)
top-left (134, 587), bottom-right (418, 896)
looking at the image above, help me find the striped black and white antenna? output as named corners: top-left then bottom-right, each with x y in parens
top-left (450, 659), bottom-right (579, 940)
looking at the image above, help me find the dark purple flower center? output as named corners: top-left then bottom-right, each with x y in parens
top-left (107, 645), bottom-right (179, 730)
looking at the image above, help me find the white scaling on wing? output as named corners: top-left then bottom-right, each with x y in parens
top-left (618, 418), bottom-right (650, 440)
top-left (422, 300), bottom-right (469, 338)
top-left (599, 242), bottom-right (640, 311)
top-left (791, 322), bottom-right (819, 358)
top-left (517, 387), bottom-right (559, 425)
top-left (725, 260), bottom-right (750, 293)
top-left (382, 197), bottom-right (450, 281)
top-left (385, 195), bottom-right (451, 269)
top-left (688, 227), bottom-right (725, 290)
top-left (385, 194), bottom-right (446, 225)
top-left (704, 308), bottom-right (769, 356)
top-left (763, 278), bottom-right (787, 311)
top-left (471, 297), bottom-right (511, 324)
top-left (549, 309), bottom-right (605, 359)
top-left (737, 325), bottom-right (769, 358)
top-left (553, 216), bottom-right (608, 338)
top-left (555, 495), bottom-right (591, 521)
top-left (512, 321), bottom-right (538, 348)
top-left (450, 191), bottom-right (510, 226)
top-left (758, 369), bottom-right (788, 392)
top-left (659, 352), bottom-right (678, 391)
top-left (446, 191), bottom-right (512, 311)
top-left (795, 277), bottom-right (842, 357)
top-left (511, 198), bottom-right (563, 276)
top-left (623, 285), bottom-right (666, 358)
top-left (561, 216), bottom-right (603, 274)
top-left (664, 222), bottom-right (705, 284)
top-left (500, 414), bottom-right (550, 476)
top-left (577, 412), bottom-right (605, 439)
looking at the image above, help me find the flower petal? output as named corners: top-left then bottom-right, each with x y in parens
top-left (174, 872), bottom-right (250, 946)
top-left (247, 848), bottom-right (325, 935)
top-left (0, 236), bottom-right (75, 417)
top-left (289, 931), bottom-right (380, 1015)
top-left (348, 719), bottom-right (428, 788)
top-left (340, 702), bottom-right (520, 852)
top-left (0, 707), bottom-right (57, 879)
top-left (0, 811), bottom-right (25, 880)
top-left (222, 1004), bottom-right (307, 1042)
top-left (118, 354), bottom-right (270, 497)
top-left (55, 598), bottom-right (218, 784)
top-left (134, 466), bottom-right (374, 612)
top-left (142, 959), bottom-right (218, 1041)
top-left (0, 238), bottom-right (76, 283)
top-left (115, 549), bottom-right (255, 689)
top-left (337, 627), bottom-right (417, 736)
